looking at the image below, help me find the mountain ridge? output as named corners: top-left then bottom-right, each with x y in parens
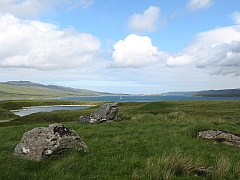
top-left (0, 81), bottom-right (110, 98)
top-left (194, 88), bottom-right (240, 97)
top-left (1, 81), bottom-right (240, 98)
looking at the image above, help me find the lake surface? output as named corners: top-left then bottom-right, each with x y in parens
top-left (7, 95), bottom-right (240, 117)
top-left (60, 95), bottom-right (240, 102)
top-left (12, 105), bottom-right (91, 117)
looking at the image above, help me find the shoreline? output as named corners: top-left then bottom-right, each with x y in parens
top-left (10, 104), bottom-right (96, 112)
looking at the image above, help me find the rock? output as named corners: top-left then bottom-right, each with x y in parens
top-left (78, 103), bottom-right (119, 124)
top-left (194, 166), bottom-right (214, 176)
top-left (13, 124), bottom-right (88, 161)
top-left (197, 130), bottom-right (240, 148)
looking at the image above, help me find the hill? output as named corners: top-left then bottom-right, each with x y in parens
top-left (163, 89), bottom-right (240, 97)
top-left (0, 81), bottom-right (109, 98)
top-left (194, 88), bottom-right (240, 97)
top-left (163, 91), bottom-right (197, 96)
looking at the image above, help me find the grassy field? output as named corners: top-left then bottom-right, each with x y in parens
top-left (0, 83), bottom-right (102, 99)
top-left (0, 100), bottom-right (240, 179)
top-left (0, 84), bottom-right (70, 98)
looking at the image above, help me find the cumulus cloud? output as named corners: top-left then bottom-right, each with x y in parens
top-left (112, 34), bottom-right (165, 68)
top-left (166, 21), bottom-right (240, 75)
top-left (128, 6), bottom-right (161, 33)
top-left (186, 0), bottom-right (214, 11)
top-left (0, 0), bottom-right (94, 18)
top-left (0, 14), bottom-right (101, 70)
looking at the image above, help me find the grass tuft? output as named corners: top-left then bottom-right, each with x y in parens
top-left (132, 151), bottom-right (201, 179)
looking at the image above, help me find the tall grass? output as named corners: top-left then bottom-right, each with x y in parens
top-left (207, 156), bottom-right (240, 180)
top-left (132, 151), bottom-right (201, 179)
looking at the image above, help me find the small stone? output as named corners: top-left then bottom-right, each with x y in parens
top-left (194, 166), bottom-right (214, 176)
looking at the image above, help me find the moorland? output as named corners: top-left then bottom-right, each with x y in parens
top-left (0, 99), bottom-right (240, 179)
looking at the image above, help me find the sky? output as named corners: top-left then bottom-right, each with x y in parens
top-left (0, 0), bottom-right (240, 94)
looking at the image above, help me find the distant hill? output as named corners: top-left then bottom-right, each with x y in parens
top-left (194, 88), bottom-right (240, 97)
top-left (0, 81), bottom-right (110, 99)
top-left (163, 88), bottom-right (240, 97)
top-left (163, 91), bottom-right (197, 96)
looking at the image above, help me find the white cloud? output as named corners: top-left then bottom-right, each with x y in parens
top-left (128, 6), bottom-right (161, 33)
top-left (0, 0), bottom-right (94, 18)
top-left (186, 0), bottom-right (214, 11)
top-left (0, 13), bottom-right (101, 70)
top-left (166, 24), bottom-right (240, 76)
top-left (112, 34), bottom-right (165, 68)
top-left (167, 55), bottom-right (193, 67)
top-left (230, 11), bottom-right (240, 25)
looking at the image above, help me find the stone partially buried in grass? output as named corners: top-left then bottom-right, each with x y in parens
top-left (197, 130), bottom-right (240, 148)
top-left (13, 124), bottom-right (88, 161)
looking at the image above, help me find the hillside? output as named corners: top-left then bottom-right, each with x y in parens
top-left (163, 91), bottom-right (197, 96)
top-left (0, 81), bottom-right (108, 98)
top-left (194, 88), bottom-right (240, 97)
top-left (163, 89), bottom-right (240, 97)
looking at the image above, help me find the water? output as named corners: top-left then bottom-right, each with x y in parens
top-left (12, 105), bottom-right (91, 117)
top-left (60, 95), bottom-right (240, 102)
top-left (8, 95), bottom-right (240, 117)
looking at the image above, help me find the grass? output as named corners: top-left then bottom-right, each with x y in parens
top-left (0, 100), bottom-right (240, 179)
top-left (0, 84), bottom-right (68, 98)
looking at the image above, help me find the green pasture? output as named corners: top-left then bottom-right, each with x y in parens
top-left (0, 84), bottom-right (69, 98)
top-left (0, 100), bottom-right (240, 179)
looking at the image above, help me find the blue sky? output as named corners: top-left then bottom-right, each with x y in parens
top-left (0, 0), bottom-right (240, 94)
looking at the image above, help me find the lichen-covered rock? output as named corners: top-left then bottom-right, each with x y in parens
top-left (78, 102), bottom-right (119, 124)
top-left (13, 124), bottom-right (88, 161)
top-left (197, 130), bottom-right (240, 148)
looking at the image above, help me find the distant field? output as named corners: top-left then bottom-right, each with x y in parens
top-left (0, 84), bottom-right (70, 98)
top-left (0, 83), bottom-right (102, 99)
top-left (0, 100), bottom-right (240, 179)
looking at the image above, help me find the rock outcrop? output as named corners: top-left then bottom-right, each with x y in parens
top-left (197, 130), bottom-right (240, 148)
top-left (13, 124), bottom-right (88, 161)
top-left (78, 102), bottom-right (119, 124)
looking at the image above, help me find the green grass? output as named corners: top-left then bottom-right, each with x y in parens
top-left (0, 83), bottom-right (101, 99)
top-left (0, 84), bottom-right (69, 98)
top-left (0, 100), bottom-right (240, 179)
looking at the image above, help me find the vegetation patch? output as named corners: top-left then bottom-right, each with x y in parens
top-left (0, 100), bottom-right (240, 179)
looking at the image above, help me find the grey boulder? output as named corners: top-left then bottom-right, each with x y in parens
top-left (78, 102), bottom-right (119, 124)
top-left (197, 130), bottom-right (240, 148)
top-left (13, 124), bottom-right (88, 161)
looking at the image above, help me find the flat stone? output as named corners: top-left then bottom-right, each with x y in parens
top-left (197, 130), bottom-right (240, 148)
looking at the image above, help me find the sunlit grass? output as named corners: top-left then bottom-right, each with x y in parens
top-left (0, 100), bottom-right (240, 179)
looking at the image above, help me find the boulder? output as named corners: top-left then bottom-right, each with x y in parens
top-left (78, 102), bottom-right (119, 124)
top-left (13, 124), bottom-right (88, 161)
top-left (197, 130), bottom-right (240, 148)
